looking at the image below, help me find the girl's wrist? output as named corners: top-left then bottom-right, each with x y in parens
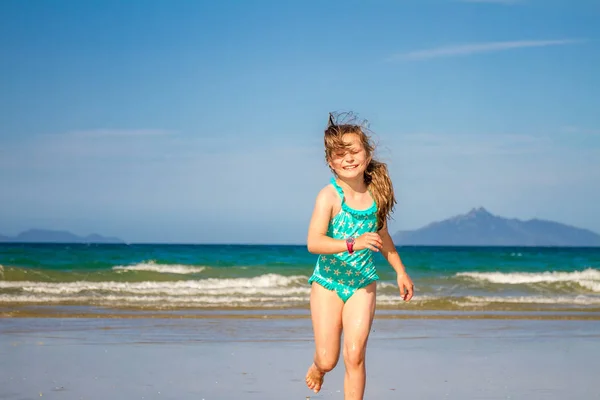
top-left (345, 237), bottom-right (356, 254)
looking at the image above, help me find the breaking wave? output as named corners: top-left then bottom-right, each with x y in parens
top-left (456, 268), bottom-right (600, 292)
top-left (112, 261), bottom-right (206, 274)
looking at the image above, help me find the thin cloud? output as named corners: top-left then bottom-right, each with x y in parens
top-left (394, 39), bottom-right (582, 61)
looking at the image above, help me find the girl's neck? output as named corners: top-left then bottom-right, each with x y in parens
top-left (336, 175), bottom-right (368, 194)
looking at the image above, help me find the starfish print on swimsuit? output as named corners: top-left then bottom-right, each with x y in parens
top-left (345, 269), bottom-right (353, 276)
top-left (348, 222), bottom-right (354, 228)
top-left (326, 277), bottom-right (333, 284)
top-left (338, 279), bottom-right (345, 285)
top-left (355, 270), bottom-right (361, 276)
top-left (348, 279), bottom-right (355, 286)
top-left (368, 222), bottom-right (374, 228)
top-left (333, 269), bottom-right (341, 276)
top-left (330, 258), bottom-right (337, 265)
top-left (333, 228), bottom-right (339, 235)
top-left (341, 261), bottom-right (347, 267)
top-left (359, 278), bottom-right (365, 284)
top-left (342, 288), bottom-right (350, 296)
top-left (324, 266), bottom-right (331, 272)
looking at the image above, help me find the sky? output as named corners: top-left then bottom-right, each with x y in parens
top-left (1, 0), bottom-right (599, 244)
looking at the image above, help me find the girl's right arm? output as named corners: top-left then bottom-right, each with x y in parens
top-left (306, 187), bottom-right (348, 254)
top-left (306, 187), bottom-right (383, 254)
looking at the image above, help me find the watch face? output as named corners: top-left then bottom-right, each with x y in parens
top-left (347, 237), bottom-right (355, 244)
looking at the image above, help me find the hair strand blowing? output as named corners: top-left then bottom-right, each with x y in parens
top-left (324, 112), bottom-right (396, 230)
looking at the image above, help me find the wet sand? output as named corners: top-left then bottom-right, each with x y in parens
top-left (2, 316), bottom-right (599, 399)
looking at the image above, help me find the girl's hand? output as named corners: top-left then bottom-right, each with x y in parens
top-left (354, 232), bottom-right (383, 252)
top-left (397, 272), bottom-right (414, 301)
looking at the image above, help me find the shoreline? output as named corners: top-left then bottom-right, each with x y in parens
top-left (3, 305), bottom-right (600, 320)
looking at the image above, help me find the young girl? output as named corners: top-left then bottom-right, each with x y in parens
top-left (305, 112), bottom-right (414, 399)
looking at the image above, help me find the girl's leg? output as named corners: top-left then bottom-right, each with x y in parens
top-left (341, 282), bottom-right (377, 400)
top-left (305, 282), bottom-right (344, 393)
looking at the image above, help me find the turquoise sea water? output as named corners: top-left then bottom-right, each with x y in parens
top-left (1, 244), bottom-right (599, 312)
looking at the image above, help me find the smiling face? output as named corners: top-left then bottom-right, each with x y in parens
top-left (327, 133), bottom-right (371, 180)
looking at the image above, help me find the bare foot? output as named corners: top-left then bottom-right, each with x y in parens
top-left (305, 363), bottom-right (325, 393)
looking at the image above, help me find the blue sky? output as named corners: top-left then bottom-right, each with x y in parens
top-left (1, 0), bottom-right (599, 244)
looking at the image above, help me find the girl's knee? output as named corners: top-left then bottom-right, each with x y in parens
top-left (343, 345), bottom-right (366, 368)
top-left (315, 353), bottom-right (339, 372)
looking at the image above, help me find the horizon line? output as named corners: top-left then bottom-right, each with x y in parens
top-left (1, 241), bottom-right (599, 248)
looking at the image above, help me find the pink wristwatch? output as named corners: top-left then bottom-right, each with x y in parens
top-left (346, 237), bottom-right (355, 254)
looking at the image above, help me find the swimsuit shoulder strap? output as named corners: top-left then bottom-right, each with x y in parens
top-left (330, 177), bottom-right (345, 204)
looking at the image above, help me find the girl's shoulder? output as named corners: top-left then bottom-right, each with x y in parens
top-left (314, 183), bottom-right (339, 208)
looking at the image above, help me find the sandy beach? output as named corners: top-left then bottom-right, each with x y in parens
top-left (2, 311), bottom-right (599, 400)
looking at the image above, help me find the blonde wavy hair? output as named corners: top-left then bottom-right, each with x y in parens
top-left (324, 112), bottom-right (396, 230)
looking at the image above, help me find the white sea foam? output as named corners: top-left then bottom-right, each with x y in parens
top-left (456, 268), bottom-right (600, 292)
top-left (0, 293), bottom-right (308, 307)
top-left (1, 289), bottom-right (599, 308)
top-left (376, 294), bottom-right (438, 305)
top-left (113, 261), bottom-right (206, 274)
top-left (461, 295), bottom-right (600, 306)
top-left (3, 270), bottom-right (599, 309)
top-left (376, 294), bottom-right (600, 307)
top-left (0, 272), bottom-right (310, 307)
top-left (376, 282), bottom-right (398, 289)
top-left (0, 274), bottom-right (310, 296)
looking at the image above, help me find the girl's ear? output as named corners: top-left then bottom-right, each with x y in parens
top-left (326, 156), bottom-right (335, 172)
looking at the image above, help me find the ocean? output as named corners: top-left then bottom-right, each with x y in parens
top-left (1, 243), bottom-right (599, 314)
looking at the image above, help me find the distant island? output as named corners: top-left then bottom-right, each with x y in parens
top-left (0, 229), bottom-right (124, 244)
top-left (2, 209), bottom-right (600, 247)
top-left (393, 207), bottom-right (600, 247)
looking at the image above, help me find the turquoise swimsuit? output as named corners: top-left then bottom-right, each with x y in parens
top-left (308, 178), bottom-right (380, 302)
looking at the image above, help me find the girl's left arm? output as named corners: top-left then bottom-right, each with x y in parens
top-left (379, 221), bottom-right (414, 301)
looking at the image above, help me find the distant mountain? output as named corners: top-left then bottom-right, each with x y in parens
top-left (0, 229), bottom-right (124, 244)
top-left (393, 207), bottom-right (600, 247)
